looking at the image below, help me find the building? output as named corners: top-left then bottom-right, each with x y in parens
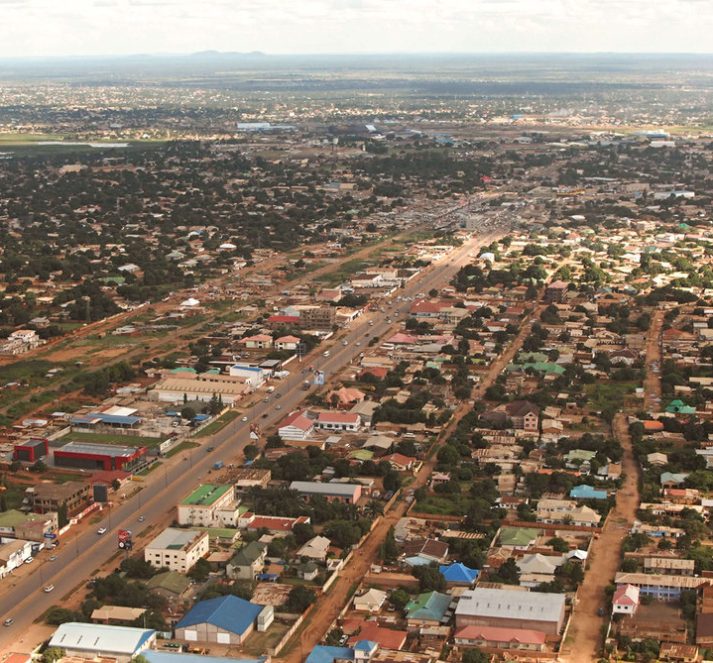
top-left (13, 438), bottom-right (48, 463)
top-left (353, 588), bottom-right (388, 613)
top-left (439, 562), bottom-right (479, 587)
top-left (0, 539), bottom-right (34, 578)
top-left (240, 334), bottom-right (273, 350)
top-left (150, 372), bottom-right (250, 405)
top-left (315, 412), bottom-right (362, 433)
top-left (226, 542), bottom-right (267, 580)
top-left (174, 595), bottom-right (267, 645)
top-left (145, 571), bottom-right (192, 606)
top-left (229, 364), bottom-right (267, 388)
top-left (299, 306), bottom-right (336, 330)
top-left (570, 484), bottom-right (608, 501)
top-left (504, 400), bottom-right (540, 432)
top-left (24, 481), bottom-right (92, 517)
top-left (54, 441), bottom-right (148, 472)
top-left (613, 584), bottom-right (640, 615)
top-left (405, 591), bottom-right (452, 627)
top-left (544, 280), bottom-right (569, 303)
top-left (455, 588), bottom-right (566, 636)
top-left (696, 613), bottom-right (713, 646)
top-left (0, 509), bottom-right (57, 541)
top-left (48, 623), bottom-right (156, 662)
top-left (644, 557), bottom-right (695, 576)
top-left (297, 535), bottom-right (331, 560)
top-left (144, 528), bottom-right (209, 573)
top-left (233, 468), bottom-right (271, 489)
top-left (278, 411), bottom-right (315, 441)
top-left (275, 335), bottom-right (301, 351)
top-left (454, 625), bottom-right (547, 652)
top-left (290, 480), bottom-right (362, 504)
top-left (177, 484), bottom-right (241, 528)
top-left (614, 572), bottom-right (709, 600)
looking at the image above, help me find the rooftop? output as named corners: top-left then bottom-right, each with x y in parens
top-left (147, 527), bottom-right (206, 551)
top-left (48, 622), bottom-right (155, 655)
top-left (455, 588), bottom-right (565, 622)
top-left (181, 484), bottom-right (232, 506)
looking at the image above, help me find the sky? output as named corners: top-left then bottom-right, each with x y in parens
top-left (1, 0), bottom-right (713, 58)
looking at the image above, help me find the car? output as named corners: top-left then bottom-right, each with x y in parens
top-left (24, 557), bottom-right (33, 564)
top-left (49, 555), bottom-right (57, 561)
top-left (275, 392), bottom-right (282, 398)
top-left (43, 585), bottom-right (54, 593)
top-left (241, 416), bottom-right (248, 422)
top-left (342, 340), bottom-right (348, 346)
top-left (206, 446), bottom-right (215, 452)
top-left (597, 607), bottom-right (606, 617)
top-left (263, 396), bottom-right (270, 403)
top-left (138, 516), bottom-right (145, 522)
top-left (261, 413), bottom-right (268, 419)
top-left (97, 527), bottom-right (107, 535)
top-left (3, 618), bottom-right (13, 627)
top-left (364, 333), bottom-right (370, 337)
top-left (275, 404), bottom-right (282, 410)
top-left (355, 342), bottom-right (361, 346)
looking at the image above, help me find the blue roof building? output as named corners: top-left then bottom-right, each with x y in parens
top-left (145, 654), bottom-right (267, 663)
top-left (439, 562), bottom-right (479, 586)
top-left (174, 595), bottom-right (264, 645)
top-left (570, 485), bottom-right (608, 501)
top-left (306, 646), bottom-right (355, 663)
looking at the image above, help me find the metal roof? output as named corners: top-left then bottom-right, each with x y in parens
top-left (455, 588), bottom-right (565, 623)
top-left (57, 441), bottom-right (144, 458)
top-left (176, 595), bottom-right (262, 636)
top-left (290, 480), bottom-right (360, 497)
top-left (48, 622), bottom-right (155, 655)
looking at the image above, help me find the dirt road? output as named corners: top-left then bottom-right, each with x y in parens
top-left (563, 413), bottom-right (640, 662)
top-left (643, 307), bottom-right (664, 413)
top-left (278, 302), bottom-right (541, 663)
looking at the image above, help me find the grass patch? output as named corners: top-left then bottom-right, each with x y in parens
top-left (586, 381), bottom-right (637, 414)
top-left (164, 441), bottom-right (199, 458)
top-left (60, 431), bottom-right (168, 448)
top-left (137, 461), bottom-right (162, 476)
top-left (414, 494), bottom-right (470, 516)
top-left (193, 410), bottom-right (240, 438)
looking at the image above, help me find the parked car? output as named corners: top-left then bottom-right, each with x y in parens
top-left (49, 555), bottom-right (57, 562)
top-left (97, 527), bottom-right (107, 535)
top-left (43, 585), bottom-right (54, 593)
top-left (3, 618), bottom-right (13, 627)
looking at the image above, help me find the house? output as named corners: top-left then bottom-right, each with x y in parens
top-left (278, 411), bottom-right (315, 441)
top-left (614, 572), bottom-right (709, 601)
top-left (345, 619), bottom-right (407, 650)
top-left (439, 562), bottom-right (479, 587)
top-left (380, 453), bottom-right (417, 472)
top-left (177, 484), bottom-right (241, 528)
top-left (455, 588), bottom-right (566, 636)
top-left (696, 613), bottom-right (713, 645)
top-left (0, 539), bottom-right (34, 578)
top-left (545, 280), bottom-right (569, 303)
top-left (402, 538), bottom-right (449, 563)
top-left (353, 588), bottom-right (388, 612)
top-left (233, 468), bottom-right (271, 488)
top-left (659, 643), bottom-right (700, 662)
top-left (504, 400), bottom-right (540, 431)
top-left (405, 591), bottom-right (452, 627)
top-left (227, 542), bottom-right (267, 580)
top-left (275, 335), bottom-right (301, 351)
top-left (517, 553), bottom-right (565, 587)
top-left (306, 646), bottom-right (355, 663)
top-left (316, 412), bottom-right (362, 433)
top-left (613, 584), bottom-right (640, 615)
top-left (290, 481), bottom-right (362, 504)
top-left (48, 623), bottom-right (156, 662)
top-left (241, 334), bottom-right (273, 350)
top-left (536, 499), bottom-right (601, 526)
top-left (327, 387), bottom-right (366, 409)
top-left (174, 595), bottom-right (268, 645)
top-left (644, 557), bottom-right (695, 576)
top-left (454, 625), bottom-right (547, 652)
top-left (297, 535), bottom-right (331, 560)
top-left (145, 571), bottom-right (192, 606)
top-left (647, 452), bottom-right (668, 466)
top-left (144, 528), bottom-right (209, 573)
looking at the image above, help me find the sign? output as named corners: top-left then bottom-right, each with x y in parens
top-left (43, 532), bottom-right (57, 539)
top-left (118, 529), bottom-right (133, 550)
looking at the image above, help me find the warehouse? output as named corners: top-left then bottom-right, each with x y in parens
top-left (54, 441), bottom-right (149, 472)
top-left (455, 588), bottom-right (566, 636)
top-left (13, 438), bottom-right (48, 463)
top-left (48, 623), bottom-right (156, 662)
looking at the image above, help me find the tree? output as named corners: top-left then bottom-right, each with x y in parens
top-left (287, 586), bottom-right (316, 613)
top-left (187, 558), bottom-right (211, 582)
top-left (42, 648), bottom-right (65, 663)
top-left (462, 650), bottom-right (489, 663)
top-left (380, 526), bottom-right (398, 564)
top-left (389, 588), bottom-right (410, 612)
top-left (45, 606), bottom-right (79, 625)
top-left (180, 406), bottom-right (197, 421)
top-left (547, 537), bottom-right (569, 553)
top-left (493, 558), bottom-right (520, 585)
top-left (413, 565), bottom-right (446, 592)
top-left (244, 444), bottom-right (259, 461)
top-left (57, 502), bottom-right (69, 528)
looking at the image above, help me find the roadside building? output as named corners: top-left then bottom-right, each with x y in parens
top-left (144, 528), bottom-right (209, 573)
top-left (174, 595), bottom-right (267, 645)
top-left (289, 480), bottom-right (362, 504)
top-left (177, 484), bottom-right (240, 528)
top-left (278, 411), bottom-right (315, 441)
top-left (48, 623), bottom-right (155, 662)
top-left (24, 481), bottom-right (92, 517)
top-left (54, 441), bottom-right (148, 472)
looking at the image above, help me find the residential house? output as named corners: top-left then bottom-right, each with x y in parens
top-left (353, 588), bottom-right (388, 613)
top-left (405, 591), bottom-right (452, 628)
top-left (454, 625), bottom-right (547, 652)
top-left (278, 411), bottom-right (315, 441)
top-left (613, 584), bottom-right (640, 615)
top-left (227, 542), bottom-right (267, 580)
top-left (297, 535), bottom-right (331, 560)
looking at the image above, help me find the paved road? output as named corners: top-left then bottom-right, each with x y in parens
top-left (0, 230), bottom-right (499, 651)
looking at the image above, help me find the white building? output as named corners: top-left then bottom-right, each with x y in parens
top-left (177, 484), bottom-right (241, 528)
top-left (144, 528), bottom-right (209, 573)
top-left (277, 410), bottom-right (315, 440)
top-left (48, 623), bottom-right (156, 662)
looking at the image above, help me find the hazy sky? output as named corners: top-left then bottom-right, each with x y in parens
top-left (2, 0), bottom-right (713, 57)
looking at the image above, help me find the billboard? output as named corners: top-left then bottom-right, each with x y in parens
top-left (118, 529), bottom-right (133, 550)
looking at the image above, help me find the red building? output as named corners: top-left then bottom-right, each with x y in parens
top-left (13, 438), bottom-right (49, 463)
top-left (54, 441), bottom-right (148, 472)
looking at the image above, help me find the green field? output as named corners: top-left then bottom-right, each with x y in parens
top-left (164, 441), bottom-right (199, 457)
top-left (61, 431), bottom-right (168, 448)
top-left (193, 410), bottom-right (240, 438)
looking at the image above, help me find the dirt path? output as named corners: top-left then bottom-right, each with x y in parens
top-left (277, 302), bottom-right (541, 663)
top-left (643, 307), bottom-right (664, 413)
top-left (563, 413), bottom-right (640, 662)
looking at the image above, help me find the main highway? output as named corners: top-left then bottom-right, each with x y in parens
top-left (0, 228), bottom-right (500, 652)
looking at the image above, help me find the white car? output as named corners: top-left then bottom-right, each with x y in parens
top-left (97, 527), bottom-right (107, 535)
top-left (241, 416), bottom-right (248, 422)
top-left (24, 557), bottom-right (33, 564)
top-left (43, 585), bottom-right (54, 593)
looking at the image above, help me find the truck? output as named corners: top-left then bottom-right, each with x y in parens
top-left (213, 461), bottom-right (224, 470)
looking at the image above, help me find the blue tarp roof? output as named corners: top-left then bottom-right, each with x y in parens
top-left (439, 562), bottom-right (479, 584)
top-left (306, 646), bottom-right (354, 663)
top-left (570, 485), bottom-right (608, 500)
top-left (175, 595), bottom-right (262, 636)
top-left (403, 555), bottom-right (433, 567)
